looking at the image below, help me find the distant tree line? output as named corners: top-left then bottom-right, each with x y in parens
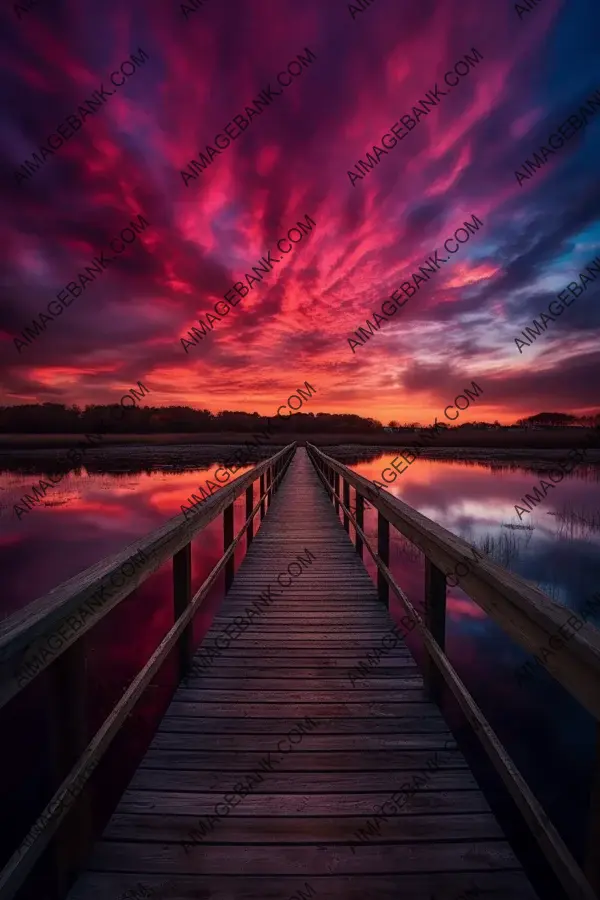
top-left (0, 404), bottom-right (598, 434)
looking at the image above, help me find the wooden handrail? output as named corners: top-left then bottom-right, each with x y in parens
top-left (0, 443), bottom-right (295, 900)
top-left (307, 444), bottom-right (600, 719)
top-left (0, 444), bottom-right (295, 709)
top-left (307, 443), bottom-right (600, 900)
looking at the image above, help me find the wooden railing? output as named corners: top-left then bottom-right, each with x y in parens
top-left (0, 443), bottom-right (296, 900)
top-left (307, 443), bottom-right (600, 900)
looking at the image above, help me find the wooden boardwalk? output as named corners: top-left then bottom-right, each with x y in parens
top-left (68, 449), bottom-right (540, 900)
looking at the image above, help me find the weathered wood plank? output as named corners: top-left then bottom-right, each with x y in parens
top-left (172, 689), bottom-right (427, 703)
top-left (189, 648), bottom-right (413, 658)
top-left (182, 663), bottom-right (419, 675)
top-left (68, 871), bottom-right (540, 900)
top-left (118, 788), bottom-right (489, 816)
top-left (104, 811), bottom-right (500, 843)
top-left (128, 769), bottom-right (479, 793)
top-left (87, 840), bottom-right (522, 875)
top-left (181, 676), bottom-right (422, 689)
top-left (148, 732), bottom-right (457, 752)
top-left (157, 716), bottom-right (453, 734)
top-left (138, 748), bottom-right (466, 771)
top-left (189, 655), bottom-right (414, 666)
top-left (166, 701), bottom-right (440, 717)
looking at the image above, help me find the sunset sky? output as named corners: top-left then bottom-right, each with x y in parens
top-left (1, 0), bottom-right (599, 426)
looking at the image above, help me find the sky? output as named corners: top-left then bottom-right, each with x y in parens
top-left (1, 0), bottom-right (599, 426)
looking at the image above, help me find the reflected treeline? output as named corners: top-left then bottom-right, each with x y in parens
top-left (0, 445), bottom-right (278, 478)
top-left (1, 443), bottom-right (600, 480)
top-left (393, 454), bottom-right (600, 481)
top-left (330, 446), bottom-right (600, 480)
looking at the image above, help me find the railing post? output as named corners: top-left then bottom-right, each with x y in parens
top-left (343, 479), bottom-right (350, 533)
top-left (173, 541), bottom-right (193, 679)
top-left (356, 493), bottom-right (364, 560)
top-left (224, 503), bottom-right (234, 591)
top-left (334, 472), bottom-right (340, 516)
top-left (260, 473), bottom-right (266, 520)
top-left (585, 723), bottom-right (600, 893)
top-left (246, 484), bottom-right (254, 546)
top-left (377, 512), bottom-right (389, 605)
top-left (47, 640), bottom-right (91, 898)
top-left (266, 467), bottom-right (272, 506)
top-left (424, 558), bottom-right (446, 700)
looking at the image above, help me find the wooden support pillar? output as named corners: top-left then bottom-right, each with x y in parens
top-left (173, 541), bottom-right (193, 678)
top-left (334, 472), bottom-right (340, 516)
top-left (355, 493), bottom-right (364, 560)
top-left (260, 474), bottom-right (266, 520)
top-left (47, 640), bottom-right (91, 899)
top-left (224, 503), bottom-right (234, 591)
top-left (377, 512), bottom-right (389, 606)
top-left (424, 558), bottom-right (447, 700)
top-left (585, 722), bottom-right (600, 894)
top-left (266, 467), bottom-right (272, 506)
top-left (343, 479), bottom-right (350, 533)
top-left (246, 484), bottom-right (254, 547)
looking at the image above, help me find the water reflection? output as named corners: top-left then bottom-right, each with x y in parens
top-left (0, 448), bottom-right (599, 889)
top-left (345, 451), bottom-right (600, 873)
top-left (0, 459), bottom-right (255, 618)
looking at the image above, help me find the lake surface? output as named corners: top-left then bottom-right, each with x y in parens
top-left (1, 448), bottom-right (599, 895)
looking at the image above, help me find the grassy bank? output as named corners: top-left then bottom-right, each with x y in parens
top-left (0, 428), bottom-right (598, 450)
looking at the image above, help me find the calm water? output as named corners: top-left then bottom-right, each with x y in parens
top-left (1, 449), bottom-right (599, 896)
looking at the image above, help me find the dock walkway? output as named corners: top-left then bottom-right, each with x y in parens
top-left (68, 449), bottom-right (539, 899)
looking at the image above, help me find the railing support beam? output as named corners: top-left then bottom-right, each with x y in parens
top-left (377, 513), bottom-right (389, 606)
top-left (47, 640), bottom-right (91, 899)
top-left (224, 503), bottom-right (234, 591)
top-left (355, 493), bottom-right (364, 560)
top-left (585, 722), bottom-right (600, 894)
top-left (334, 472), bottom-right (340, 516)
top-left (424, 558), bottom-right (446, 700)
top-left (246, 484), bottom-right (254, 547)
top-left (173, 541), bottom-right (193, 678)
top-left (260, 474), bottom-right (266, 520)
top-left (343, 479), bottom-right (350, 533)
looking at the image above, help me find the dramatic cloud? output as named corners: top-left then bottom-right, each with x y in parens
top-left (1, 0), bottom-right (598, 423)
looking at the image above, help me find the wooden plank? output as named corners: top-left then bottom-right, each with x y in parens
top-left (138, 749), bottom-right (467, 771)
top-left (86, 840), bottom-right (522, 875)
top-left (118, 788), bottom-right (489, 817)
top-left (181, 676), bottom-right (422, 689)
top-left (204, 636), bottom-right (408, 644)
top-left (190, 648), bottom-right (414, 658)
top-left (68, 871), bottom-right (539, 900)
top-left (172, 689), bottom-right (427, 703)
top-left (180, 656), bottom-right (419, 682)
top-left (166, 701), bottom-right (441, 717)
top-left (148, 732), bottom-right (458, 752)
top-left (104, 811), bottom-right (500, 843)
top-left (128, 769), bottom-right (479, 793)
top-left (157, 716), bottom-right (453, 734)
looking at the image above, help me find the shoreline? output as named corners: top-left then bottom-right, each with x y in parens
top-left (1, 440), bottom-right (599, 476)
top-left (0, 427), bottom-right (599, 451)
